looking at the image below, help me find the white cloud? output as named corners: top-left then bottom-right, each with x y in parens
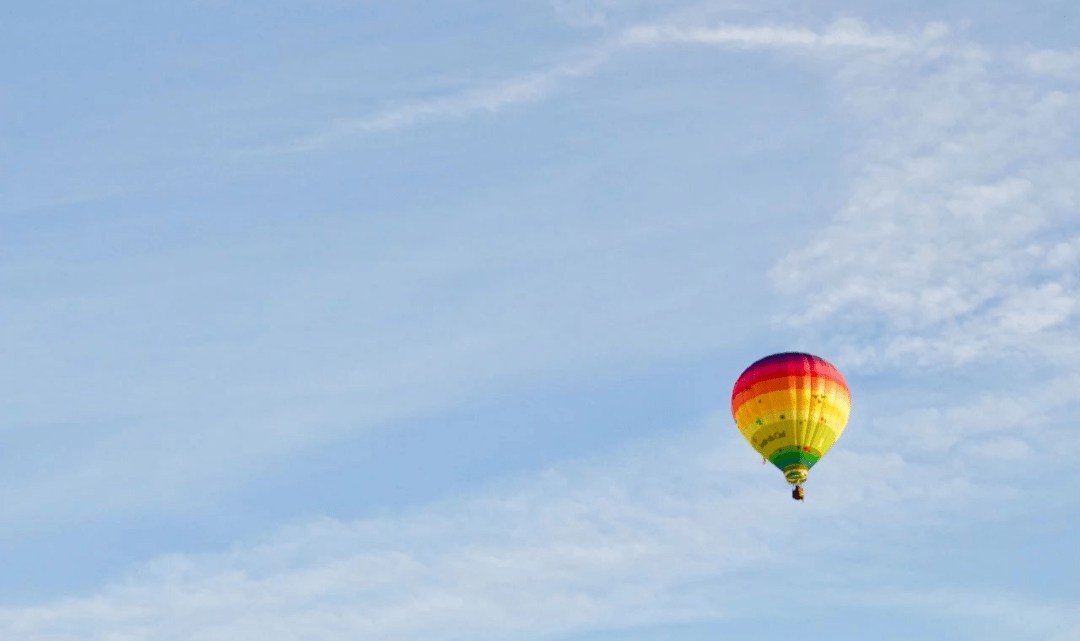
top-left (1019, 48), bottom-right (1080, 78)
top-left (881, 393), bottom-right (1043, 454)
top-left (770, 28), bottom-right (1080, 371)
top-left (273, 48), bottom-right (615, 153)
top-left (619, 18), bottom-right (945, 51)
top-left (1043, 234), bottom-right (1080, 271)
top-left (0, 415), bottom-right (1054, 641)
top-left (965, 437), bottom-right (1033, 460)
top-left (260, 17), bottom-right (947, 154)
top-left (550, 0), bottom-right (636, 27)
top-left (858, 587), bottom-right (1080, 641)
top-left (0, 426), bottom-right (748, 640)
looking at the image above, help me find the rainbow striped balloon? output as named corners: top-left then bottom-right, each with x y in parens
top-left (731, 352), bottom-right (851, 487)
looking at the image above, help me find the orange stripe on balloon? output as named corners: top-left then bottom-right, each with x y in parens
top-left (732, 376), bottom-right (851, 413)
top-left (731, 364), bottom-right (848, 401)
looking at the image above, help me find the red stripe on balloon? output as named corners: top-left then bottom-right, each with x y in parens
top-left (731, 357), bottom-right (847, 401)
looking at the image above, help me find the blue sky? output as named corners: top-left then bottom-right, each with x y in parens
top-left (2, 1), bottom-right (1079, 639)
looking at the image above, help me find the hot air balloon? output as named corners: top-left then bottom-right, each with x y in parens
top-left (731, 352), bottom-right (851, 501)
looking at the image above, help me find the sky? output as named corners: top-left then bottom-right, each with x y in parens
top-left (2, 0), bottom-right (1079, 639)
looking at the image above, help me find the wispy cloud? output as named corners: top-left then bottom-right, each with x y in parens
top-left (618, 18), bottom-right (944, 51)
top-left (0, 416), bottom-right (1052, 641)
top-left (274, 48), bottom-right (616, 153)
top-left (858, 587), bottom-right (1080, 641)
top-left (1019, 48), bottom-right (1080, 78)
top-left (770, 28), bottom-right (1080, 371)
top-left (259, 17), bottom-right (946, 154)
top-left (550, 0), bottom-right (629, 28)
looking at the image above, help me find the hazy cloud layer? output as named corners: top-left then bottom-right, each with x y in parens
top-left (0, 417), bottom-right (1058, 641)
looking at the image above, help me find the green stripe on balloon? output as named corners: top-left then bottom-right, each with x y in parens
top-left (769, 449), bottom-right (820, 471)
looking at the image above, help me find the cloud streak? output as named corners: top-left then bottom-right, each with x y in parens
top-left (259, 17), bottom-right (947, 154)
top-left (618, 18), bottom-right (944, 50)
top-left (275, 48), bottom-right (615, 152)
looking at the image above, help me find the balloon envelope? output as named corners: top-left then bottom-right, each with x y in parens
top-left (731, 352), bottom-right (851, 485)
